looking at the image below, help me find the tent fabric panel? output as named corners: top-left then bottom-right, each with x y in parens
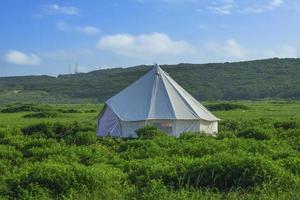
top-left (200, 120), bottom-right (218, 134)
top-left (146, 120), bottom-right (174, 135)
top-left (160, 71), bottom-right (198, 119)
top-left (120, 121), bottom-right (146, 137)
top-left (106, 68), bottom-right (154, 121)
top-left (148, 72), bottom-right (176, 119)
top-left (97, 107), bottom-right (121, 137)
top-left (165, 74), bottom-right (219, 121)
top-left (174, 120), bottom-right (201, 137)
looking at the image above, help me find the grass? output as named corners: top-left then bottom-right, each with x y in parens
top-left (1, 101), bottom-right (300, 128)
top-left (0, 101), bottom-right (299, 199)
top-left (211, 101), bottom-right (300, 120)
top-left (0, 104), bottom-right (103, 128)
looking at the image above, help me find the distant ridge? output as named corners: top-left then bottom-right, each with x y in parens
top-left (0, 58), bottom-right (300, 104)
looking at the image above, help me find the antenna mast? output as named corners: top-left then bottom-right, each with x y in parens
top-left (75, 63), bottom-right (78, 74)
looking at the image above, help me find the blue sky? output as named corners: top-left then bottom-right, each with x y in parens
top-left (0, 0), bottom-right (300, 76)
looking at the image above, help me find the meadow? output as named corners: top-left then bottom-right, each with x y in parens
top-left (0, 101), bottom-right (299, 199)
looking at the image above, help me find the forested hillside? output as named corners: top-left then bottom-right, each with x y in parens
top-left (0, 58), bottom-right (300, 104)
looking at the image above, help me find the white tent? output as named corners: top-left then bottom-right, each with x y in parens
top-left (97, 64), bottom-right (219, 137)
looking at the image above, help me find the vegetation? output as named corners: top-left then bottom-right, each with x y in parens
top-left (0, 101), bottom-right (299, 199)
top-left (23, 111), bottom-right (61, 118)
top-left (205, 102), bottom-right (250, 111)
top-left (1, 58), bottom-right (300, 104)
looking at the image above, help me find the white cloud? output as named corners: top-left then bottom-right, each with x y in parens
top-left (206, 39), bottom-right (247, 59)
top-left (270, 0), bottom-right (283, 7)
top-left (97, 32), bottom-right (194, 58)
top-left (207, 0), bottom-right (283, 15)
top-left (56, 21), bottom-right (100, 35)
top-left (243, 0), bottom-right (283, 14)
top-left (43, 4), bottom-right (79, 15)
top-left (4, 50), bottom-right (41, 65)
top-left (77, 26), bottom-right (100, 34)
top-left (208, 0), bottom-right (235, 15)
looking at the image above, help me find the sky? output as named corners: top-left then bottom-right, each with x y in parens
top-left (0, 0), bottom-right (300, 76)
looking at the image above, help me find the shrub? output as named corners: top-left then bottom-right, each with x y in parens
top-left (64, 122), bottom-right (95, 135)
top-left (52, 123), bottom-right (73, 139)
top-left (1, 104), bottom-right (49, 113)
top-left (23, 111), bottom-right (60, 118)
top-left (98, 137), bottom-right (122, 150)
top-left (206, 103), bottom-right (250, 111)
top-left (58, 108), bottom-right (81, 113)
top-left (128, 153), bottom-right (290, 190)
top-left (21, 122), bottom-right (95, 140)
top-left (219, 120), bottom-right (242, 131)
top-left (8, 162), bottom-right (133, 199)
top-left (72, 145), bottom-right (111, 166)
top-left (23, 143), bottom-right (68, 161)
top-left (178, 132), bottom-right (198, 140)
top-left (183, 153), bottom-right (286, 189)
top-left (274, 121), bottom-right (298, 130)
top-left (169, 137), bottom-right (224, 158)
top-left (279, 157), bottom-right (300, 176)
top-left (0, 145), bottom-right (23, 164)
top-left (179, 132), bottom-right (209, 140)
top-left (135, 126), bottom-right (165, 139)
top-left (237, 128), bottom-right (273, 140)
top-left (118, 140), bottom-right (164, 159)
top-left (124, 145), bottom-right (297, 191)
top-left (84, 109), bottom-right (96, 113)
top-left (0, 128), bottom-right (11, 139)
top-left (66, 131), bottom-right (97, 146)
top-left (140, 180), bottom-right (222, 200)
top-left (216, 131), bottom-right (236, 139)
top-left (21, 123), bottom-right (55, 138)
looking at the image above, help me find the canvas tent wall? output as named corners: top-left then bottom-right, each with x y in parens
top-left (97, 64), bottom-right (219, 137)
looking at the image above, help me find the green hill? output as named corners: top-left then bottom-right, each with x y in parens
top-left (1, 58), bottom-right (300, 104)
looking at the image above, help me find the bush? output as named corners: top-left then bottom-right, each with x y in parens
top-left (274, 121), bottom-right (298, 130)
top-left (21, 122), bottom-right (96, 140)
top-left (237, 128), bottom-right (273, 140)
top-left (179, 132), bottom-right (209, 140)
top-left (140, 180), bottom-right (222, 200)
top-left (84, 109), bottom-right (96, 113)
top-left (1, 104), bottom-right (49, 113)
top-left (23, 111), bottom-right (60, 118)
top-left (21, 123), bottom-right (55, 138)
top-left (206, 103), bottom-right (250, 111)
top-left (118, 140), bottom-right (164, 159)
top-left (0, 145), bottom-right (23, 164)
top-left (125, 153), bottom-right (290, 190)
top-left (219, 120), bottom-right (242, 131)
top-left (183, 153), bottom-right (287, 189)
top-left (8, 162), bottom-right (133, 199)
top-left (178, 132), bottom-right (198, 140)
top-left (58, 108), bottom-right (81, 113)
top-left (0, 128), bottom-right (11, 139)
top-left (135, 126), bottom-right (165, 139)
top-left (66, 131), bottom-right (97, 145)
top-left (216, 131), bottom-right (236, 139)
top-left (280, 157), bottom-right (300, 176)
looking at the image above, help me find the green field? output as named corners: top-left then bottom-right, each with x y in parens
top-left (0, 101), bottom-right (300, 199)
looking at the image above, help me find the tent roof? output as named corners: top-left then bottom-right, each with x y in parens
top-left (106, 64), bottom-right (219, 122)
